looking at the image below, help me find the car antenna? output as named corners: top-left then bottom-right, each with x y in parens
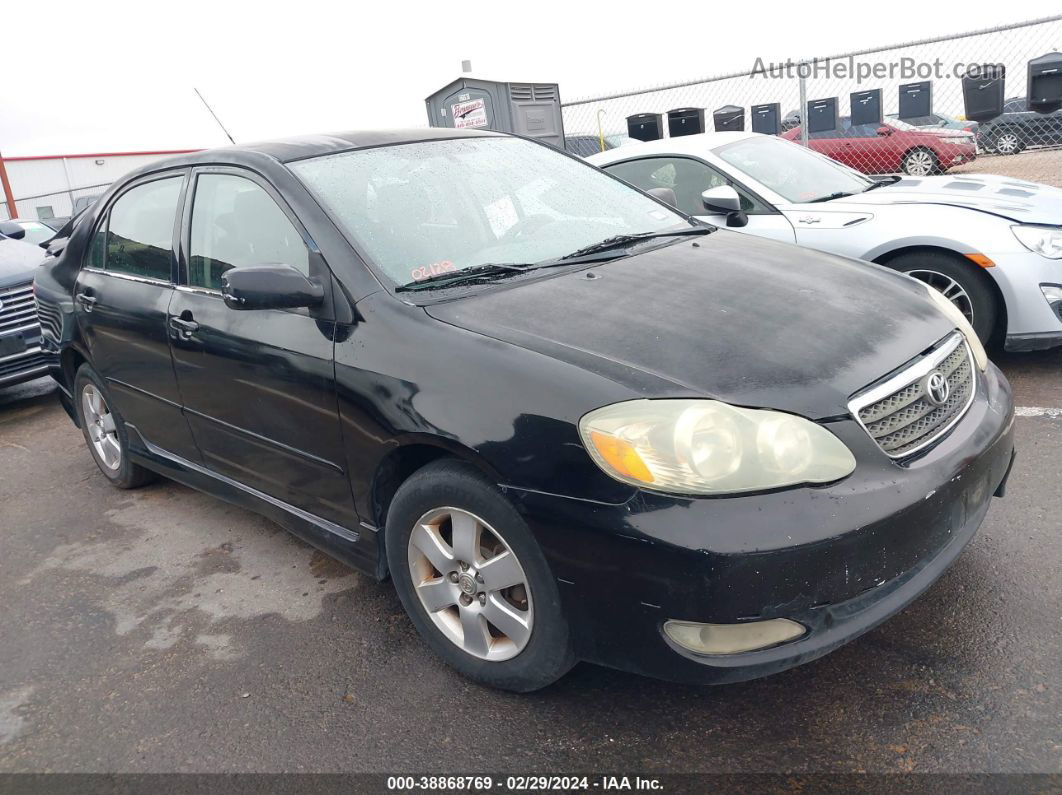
top-left (194, 87), bottom-right (236, 145)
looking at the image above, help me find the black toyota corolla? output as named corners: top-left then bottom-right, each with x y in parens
top-left (34, 129), bottom-right (1015, 691)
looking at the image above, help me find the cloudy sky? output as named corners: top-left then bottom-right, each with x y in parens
top-left (3, 1), bottom-right (1059, 156)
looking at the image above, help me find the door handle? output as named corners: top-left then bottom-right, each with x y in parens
top-left (169, 316), bottom-right (199, 340)
top-left (75, 292), bottom-right (97, 311)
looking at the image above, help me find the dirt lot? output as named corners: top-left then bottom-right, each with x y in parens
top-left (951, 147), bottom-right (1062, 187)
top-left (0, 352), bottom-right (1060, 775)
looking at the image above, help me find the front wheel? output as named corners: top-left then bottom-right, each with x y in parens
top-left (993, 131), bottom-right (1024, 155)
top-left (888, 252), bottom-right (998, 343)
top-left (901, 147), bottom-right (939, 176)
top-left (386, 459), bottom-right (574, 692)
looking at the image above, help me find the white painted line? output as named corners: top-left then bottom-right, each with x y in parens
top-left (1015, 406), bottom-right (1062, 418)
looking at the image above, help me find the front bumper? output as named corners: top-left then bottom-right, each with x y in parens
top-left (506, 363), bottom-right (1015, 684)
top-left (980, 250), bottom-right (1062, 350)
top-left (0, 332), bottom-right (47, 388)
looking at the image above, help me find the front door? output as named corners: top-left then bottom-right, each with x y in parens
top-left (167, 168), bottom-right (355, 526)
top-left (74, 171), bottom-right (200, 461)
top-left (604, 155), bottom-right (796, 243)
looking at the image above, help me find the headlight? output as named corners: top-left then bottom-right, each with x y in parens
top-left (1012, 224), bottom-right (1062, 259)
top-left (923, 284), bottom-right (988, 371)
top-left (578, 399), bottom-right (856, 495)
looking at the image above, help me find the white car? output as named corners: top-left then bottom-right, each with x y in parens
top-left (589, 132), bottom-right (1062, 351)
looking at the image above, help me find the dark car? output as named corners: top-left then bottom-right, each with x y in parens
top-left (0, 221), bottom-right (48, 388)
top-left (34, 129), bottom-right (1015, 691)
top-left (976, 97), bottom-right (1062, 155)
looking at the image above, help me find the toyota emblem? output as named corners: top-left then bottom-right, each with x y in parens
top-left (924, 371), bottom-right (950, 407)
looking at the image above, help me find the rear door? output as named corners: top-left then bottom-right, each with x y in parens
top-left (167, 167), bottom-right (355, 526)
top-left (74, 172), bottom-right (200, 461)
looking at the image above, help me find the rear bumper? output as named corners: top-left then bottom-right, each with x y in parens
top-left (507, 364), bottom-right (1015, 684)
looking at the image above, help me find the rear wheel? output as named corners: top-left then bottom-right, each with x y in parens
top-left (74, 364), bottom-right (156, 489)
top-left (386, 459), bottom-right (574, 691)
top-left (901, 147), bottom-right (939, 176)
top-left (887, 251), bottom-right (998, 343)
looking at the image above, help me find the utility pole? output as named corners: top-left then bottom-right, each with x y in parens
top-left (0, 151), bottom-right (17, 220)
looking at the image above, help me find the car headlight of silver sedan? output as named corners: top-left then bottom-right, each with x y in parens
top-left (1012, 224), bottom-right (1062, 259)
top-left (579, 399), bottom-right (856, 495)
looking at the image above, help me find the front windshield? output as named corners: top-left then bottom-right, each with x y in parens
top-left (713, 135), bottom-right (872, 204)
top-left (290, 137), bottom-right (686, 287)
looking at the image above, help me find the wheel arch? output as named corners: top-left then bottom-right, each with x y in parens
top-left (368, 436), bottom-right (504, 576)
top-left (872, 243), bottom-right (1007, 341)
top-left (59, 344), bottom-right (91, 425)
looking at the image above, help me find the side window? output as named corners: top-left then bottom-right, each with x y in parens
top-left (104, 177), bottom-right (182, 281)
top-left (606, 157), bottom-right (766, 215)
top-left (845, 123), bottom-right (880, 138)
top-left (86, 219), bottom-right (106, 269)
top-left (189, 174), bottom-right (309, 290)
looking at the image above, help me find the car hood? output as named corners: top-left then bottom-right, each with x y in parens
top-left (829, 173), bottom-right (1062, 224)
top-left (425, 231), bottom-right (954, 419)
top-left (0, 238), bottom-right (44, 290)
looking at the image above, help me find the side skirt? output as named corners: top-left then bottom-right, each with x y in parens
top-left (125, 424), bottom-right (382, 580)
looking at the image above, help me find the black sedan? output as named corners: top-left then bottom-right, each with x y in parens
top-left (33, 129), bottom-right (1015, 691)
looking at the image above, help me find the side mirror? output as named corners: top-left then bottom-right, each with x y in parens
top-left (221, 264), bottom-right (324, 311)
top-left (646, 186), bottom-right (679, 208)
top-left (0, 221), bottom-right (26, 240)
top-left (876, 126), bottom-right (893, 137)
top-left (701, 185), bottom-right (742, 214)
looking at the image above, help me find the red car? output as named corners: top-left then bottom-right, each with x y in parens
top-left (783, 117), bottom-right (976, 176)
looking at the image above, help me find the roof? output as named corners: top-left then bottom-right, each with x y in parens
top-left (166, 127), bottom-right (506, 167)
top-left (587, 131), bottom-right (760, 166)
top-left (2, 149), bottom-right (200, 162)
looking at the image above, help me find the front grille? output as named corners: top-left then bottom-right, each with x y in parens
top-left (849, 333), bottom-right (976, 458)
top-left (0, 284), bottom-right (38, 334)
top-left (0, 351), bottom-right (48, 381)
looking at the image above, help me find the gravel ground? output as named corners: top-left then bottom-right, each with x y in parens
top-left (0, 351), bottom-right (1060, 776)
top-left (950, 147), bottom-right (1062, 187)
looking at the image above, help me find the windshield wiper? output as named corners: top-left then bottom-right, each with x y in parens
top-left (808, 191), bottom-right (857, 203)
top-left (862, 175), bottom-right (902, 192)
top-left (395, 262), bottom-right (528, 292)
top-left (558, 226), bottom-right (714, 260)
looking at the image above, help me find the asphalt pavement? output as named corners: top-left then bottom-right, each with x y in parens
top-left (0, 349), bottom-right (1059, 775)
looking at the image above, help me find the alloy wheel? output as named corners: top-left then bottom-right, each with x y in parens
top-left (406, 506), bottom-right (534, 661)
top-left (995, 133), bottom-right (1020, 154)
top-left (82, 384), bottom-right (122, 470)
top-left (906, 269), bottom-right (975, 324)
top-left (903, 149), bottom-right (935, 176)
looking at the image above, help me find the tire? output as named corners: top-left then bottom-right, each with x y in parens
top-left (901, 147), bottom-right (939, 176)
top-left (887, 251), bottom-right (998, 344)
top-left (74, 364), bottom-right (156, 489)
top-left (385, 459), bottom-right (575, 692)
top-left (993, 131), bottom-right (1024, 156)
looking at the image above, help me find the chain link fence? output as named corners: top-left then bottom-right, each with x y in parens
top-left (562, 15), bottom-right (1062, 187)
top-left (1, 183), bottom-right (109, 225)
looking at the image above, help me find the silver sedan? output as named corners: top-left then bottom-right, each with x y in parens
top-left (590, 132), bottom-right (1062, 351)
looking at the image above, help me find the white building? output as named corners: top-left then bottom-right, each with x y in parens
top-left (1, 149), bottom-right (197, 222)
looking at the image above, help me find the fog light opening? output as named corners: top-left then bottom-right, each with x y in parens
top-left (1040, 284), bottom-right (1062, 322)
top-left (664, 618), bottom-right (806, 655)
